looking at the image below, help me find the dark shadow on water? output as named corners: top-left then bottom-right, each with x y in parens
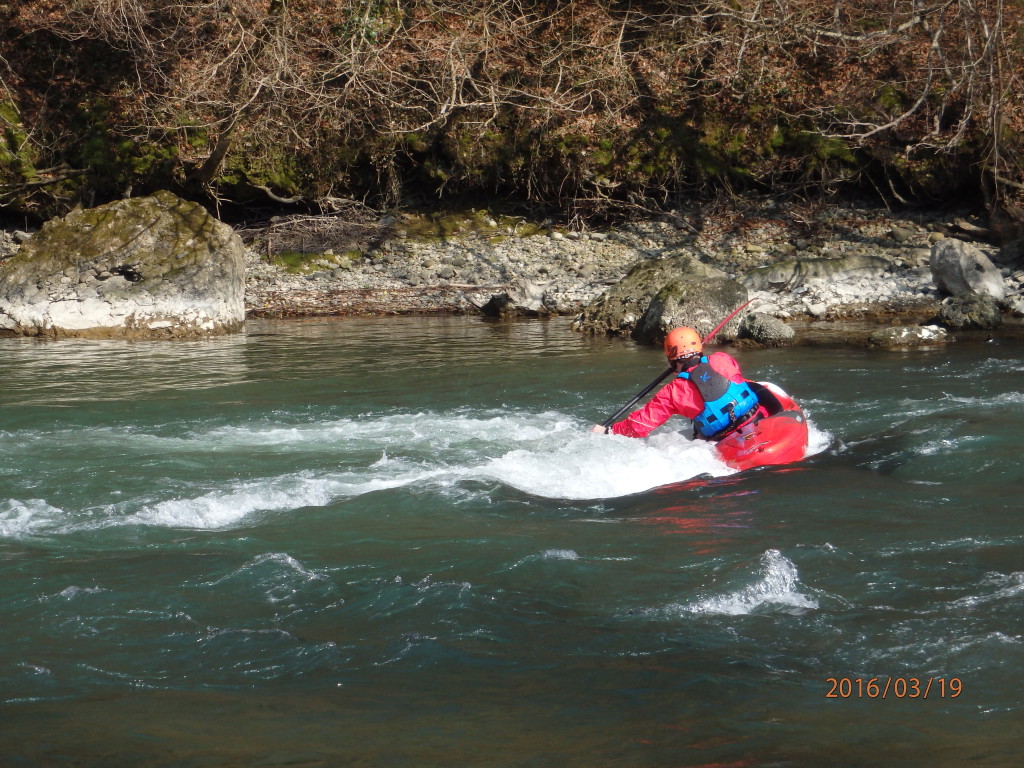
top-left (804, 430), bottom-right (921, 475)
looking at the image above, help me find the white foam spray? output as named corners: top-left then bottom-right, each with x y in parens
top-left (1, 407), bottom-right (829, 535)
top-left (674, 549), bottom-right (818, 616)
top-left (0, 499), bottom-right (65, 538)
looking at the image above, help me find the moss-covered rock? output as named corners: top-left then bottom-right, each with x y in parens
top-left (0, 191), bottom-right (245, 338)
top-left (574, 251), bottom-right (746, 345)
top-left (936, 295), bottom-right (1003, 330)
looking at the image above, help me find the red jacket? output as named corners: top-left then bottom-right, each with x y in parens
top-left (611, 351), bottom-right (747, 438)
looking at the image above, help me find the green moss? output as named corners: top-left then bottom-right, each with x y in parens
top-left (266, 248), bottom-right (362, 273)
top-left (511, 221), bottom-right (546, 237)
top-left (876, 84), bottom-right (905, 113)
top-left (399, 209), bottom-right (500, 241)
top-left (182, 124), bottom-right (210, 151)
top-left (271, 250), bottom-right (326, 273)
top-left (217, 138), bottom-right (306, 200)
top-left (401, 132), bottom-right (429, 153)
top-left (0, 99), bottom-right (37, 178)
top-left (64, 98), bottom-right (179, 196)
top-left (765, 125), bottom-right (858, 182)
top-left (325, 0), bottom-right (402, 43)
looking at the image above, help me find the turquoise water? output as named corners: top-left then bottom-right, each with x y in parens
top-left (1, 316), bottom-right (1022, 767)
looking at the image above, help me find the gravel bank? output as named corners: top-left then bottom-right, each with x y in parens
top-left (242, 200), bottom-right (1024, 324)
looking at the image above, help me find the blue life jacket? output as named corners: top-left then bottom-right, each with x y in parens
top-left (678, 356), bottom-right (760, 439)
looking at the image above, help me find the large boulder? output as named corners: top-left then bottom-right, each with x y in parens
top-left (929, 238), bottom-right (1005, 301)
top-left (0, 191), bottom-right (245, 338)
top-left (573, 252), bottom-right (747, 343)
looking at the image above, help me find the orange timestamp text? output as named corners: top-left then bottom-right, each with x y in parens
top-left (826, 677), bottom-right (962, 699)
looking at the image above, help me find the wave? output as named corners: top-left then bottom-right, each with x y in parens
top-left (1, 408), bottom-right (832, 536)
top-left (669, 549), bottom-right (819, 616)
top-left (0, 499), bottom-right (66, 538)
top-left (950, 571), bottom-right (1024, 611)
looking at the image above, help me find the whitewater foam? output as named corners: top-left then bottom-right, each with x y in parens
top-left (124, 466), bottom-right (450, 530)
top-left (674, 549), bottom-right (818, 616)
top-left (1, 407), bottom-right (829, 537)
top-left (0, 499), bottom-right (65, 538)
top-left (541, 549), bottom-right (580, 561)
top-left (950, 571), bottom-right (1024, 610)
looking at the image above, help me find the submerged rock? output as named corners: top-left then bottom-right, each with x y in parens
top-left (0, 191), bottom-right (245, 338)
top-left (738, 312), bottom-right (795, 346)
top-left (867, 324), bottom-right (951, 348)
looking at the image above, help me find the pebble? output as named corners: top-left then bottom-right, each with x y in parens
top-left (890, 226), bottom-right (916, 243)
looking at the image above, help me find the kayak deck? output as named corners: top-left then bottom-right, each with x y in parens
top-left (714, 382), bottom-right (809, 471)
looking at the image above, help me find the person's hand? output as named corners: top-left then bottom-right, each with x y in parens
top-left (590, 424), bottom-right (609, 434)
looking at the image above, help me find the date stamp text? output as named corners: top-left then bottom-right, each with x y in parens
top-left (826, 677), bottom-right (962, 699)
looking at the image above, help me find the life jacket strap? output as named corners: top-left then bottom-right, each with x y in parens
top-left (708, 407), bottom-right (764, 442)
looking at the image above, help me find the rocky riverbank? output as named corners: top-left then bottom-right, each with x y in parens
top-left (4, 198), bottom-right (1024, 341)
top-left (239, 199), bottom-right (1024, 331)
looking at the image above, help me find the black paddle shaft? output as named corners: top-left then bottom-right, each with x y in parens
top-left (599, 367), bottom-right (673, 428)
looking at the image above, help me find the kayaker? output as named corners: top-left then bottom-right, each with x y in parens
top-left (590, 326), bottom-right (765, 440)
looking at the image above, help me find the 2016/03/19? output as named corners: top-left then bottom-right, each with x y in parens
top-left (826, 677), bottom-right (962, 699)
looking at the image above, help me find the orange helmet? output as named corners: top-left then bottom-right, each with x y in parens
top-left (664, 326), bottom-right (702, 361)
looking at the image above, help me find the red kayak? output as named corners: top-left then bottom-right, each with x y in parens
top-left (714, 382), bottom-right (808, 471)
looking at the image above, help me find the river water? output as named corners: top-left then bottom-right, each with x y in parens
top-left (1, 316), bottom-right (1021, 767)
